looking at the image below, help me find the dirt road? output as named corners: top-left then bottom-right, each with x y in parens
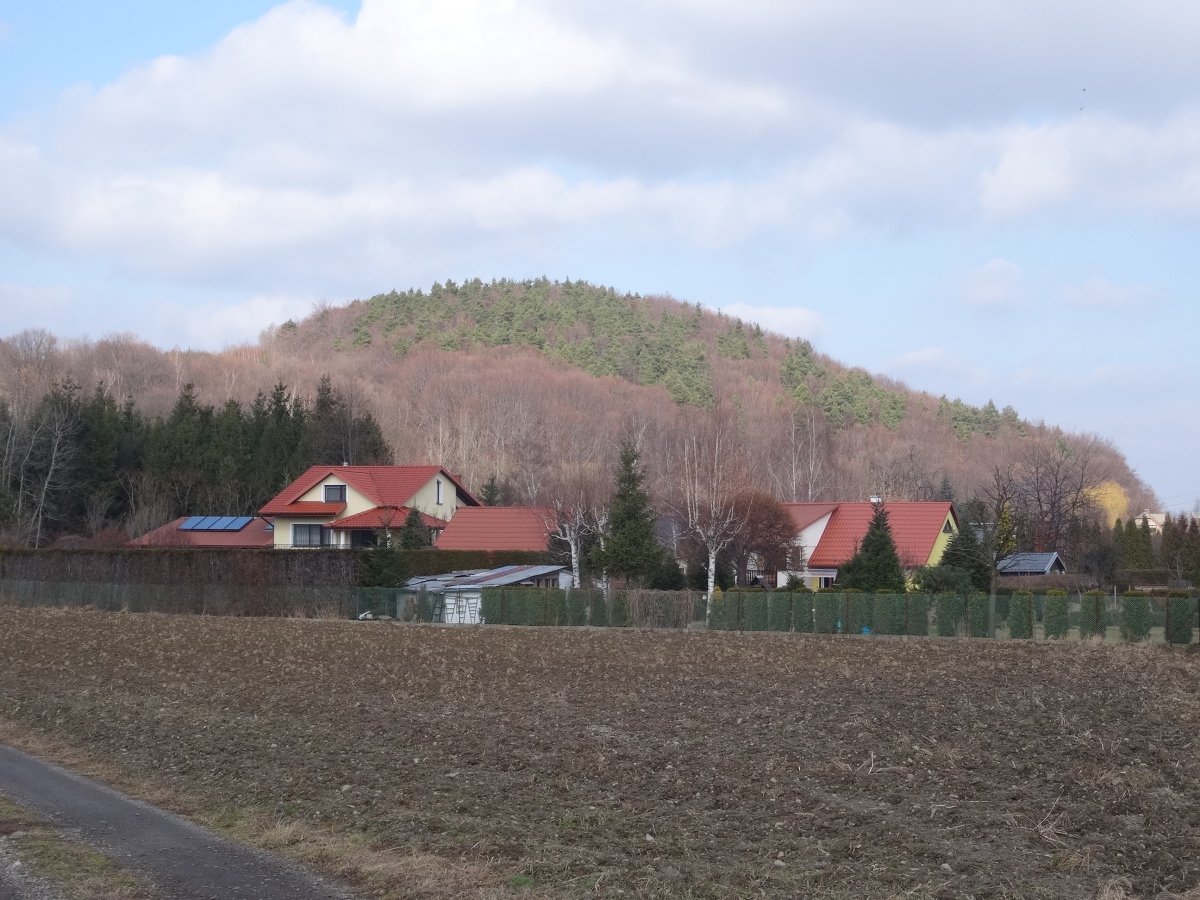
top-left (0, 743), bottom-right (348, 900)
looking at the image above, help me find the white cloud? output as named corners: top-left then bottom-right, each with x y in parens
top-left (156, 293), bottom-right (318, 350)
top-left (961, 258), bottom-right (1024, 310)
top-left (1060, 277), bottom-right (1158, 310)
top-left (718, 302), bottom-right (824, 340)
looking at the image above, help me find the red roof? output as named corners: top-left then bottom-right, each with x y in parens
top-left (435, 506), bottom-right (554, 552)
top-left (328, 507), bottom-right (449, 530)
top-left (784, 502), bottom-right (839, 532)
top-left (805, 502), bottom-right (956, 570)
top-left (260, 465), bottom-right (479, 516)
top-left (277, 501), bottom-right (346, 517)
top-left (130, 517), bottom-right (274, 548)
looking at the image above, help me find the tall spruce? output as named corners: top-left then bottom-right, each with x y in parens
top-left (836, 503), bottom-right (906, 592)
top-left (938, 521), bottom-right (991, 592)
top-left (398, 507), bottom-right (432, 549)
top-left (591, 440), bottom-right (660, 585)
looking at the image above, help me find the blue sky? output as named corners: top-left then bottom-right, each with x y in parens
top-left (1, 0), bottom-right (1198, 508)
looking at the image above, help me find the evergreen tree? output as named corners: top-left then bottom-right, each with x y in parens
top-left (836, 503), bottom-right (906, 592)
top-left (398, 507), bottom-right (432, 549)
top-left (479, 475), bottom-right (501, 507)
top-left (938, 522), bottom-right (990, 592)
top-left (591, 440), bottom-right (660, 585)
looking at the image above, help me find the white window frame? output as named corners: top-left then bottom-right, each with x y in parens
top-left (293, 523), bottom-right (327, 547)
top-left (436, 478), bottom-right (444, 505)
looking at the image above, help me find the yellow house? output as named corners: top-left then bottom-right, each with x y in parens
top-left (260, 465), bottom-right (479, 548)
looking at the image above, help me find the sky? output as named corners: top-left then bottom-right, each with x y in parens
top-left (0, 0), bottom-right (1198, 508)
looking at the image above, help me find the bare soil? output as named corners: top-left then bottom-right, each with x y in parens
top-left (1, 607), bottom-right (1199, 899)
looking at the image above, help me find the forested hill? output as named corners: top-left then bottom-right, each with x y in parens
top-left (325, 278), bottom-right (1021, 441)
top-left (0, 278), bottom-right (1156, 554)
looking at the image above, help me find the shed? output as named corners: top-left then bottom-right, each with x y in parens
top-left (401, 564), bottom-right (573, 624)
top-left (996, 552), bottom-right (1066, 576)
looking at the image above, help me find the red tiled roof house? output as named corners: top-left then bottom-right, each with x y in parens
top-left (780, 501), bottom-right (958, 589)
top-left (260, 465), bottom-right (479, 548)
top-left (434, 506), bottom-right (554, 552)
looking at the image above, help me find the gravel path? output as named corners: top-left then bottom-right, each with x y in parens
top-left (0, 744), bottom-right (349, 900)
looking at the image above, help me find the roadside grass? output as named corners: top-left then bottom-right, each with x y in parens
top-left (0, 795), bottom-right (159, 900)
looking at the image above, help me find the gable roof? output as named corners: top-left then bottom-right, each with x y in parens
top-left (805, 501), bottom-right (956, 570)
top-left (783, 503), bottom-right (840, 533)
top-left (997, 551), bottom-right (1066, 576)
top-left (260, 465), bottom-right (479, 516)
top-left (435, 506), bottom-right (553, 552)
top-left (130, 516), bottom-right (274, 548)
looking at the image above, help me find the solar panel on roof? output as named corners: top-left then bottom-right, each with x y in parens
top-left (211, 516), bottom-right (237, 531)
top-left (179, 516), bottom-right (205, 531)
top-left (227, 516), bottom-right (253, 531)
top-left (194, 516), bottom-right (221, 530)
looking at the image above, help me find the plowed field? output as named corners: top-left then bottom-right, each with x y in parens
top-left (1, 607), bottom-right (1198, 899)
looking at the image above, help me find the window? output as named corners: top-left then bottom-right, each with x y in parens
top-left (435, 478), bottom-right (444, 505)
top-left (943, 520), bottom-right (953, 534)
top-left (324, 484), bottom-right (347, 504)
top-left (293, 524), bottom-right (327, 547)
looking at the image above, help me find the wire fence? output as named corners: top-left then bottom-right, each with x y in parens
top-left (5, 580), bottom-right (1198, 644)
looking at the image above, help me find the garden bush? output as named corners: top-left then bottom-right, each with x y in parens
top-left (1008, 592), bottom-right (1033, 639)
top-left (707, 589), bottom-right (736, 630)
top-left (565, 589), bottom-right (589, 626)
top-left (588, 592), bottom-right (609, 627)
top-left (480, 587), bottom-right (502, 624)
top-left (767, 593), bottom-right (793, 632)
top-left (1043, 590), bottom-right (1069, 639)
top-left (906, 594), bottom-right (931, 636)
top-left (1079, 591), bottom-right (1107, 638)
top-left (1121, 592), bottom-right (1151, 641)
top-left (936, 594), bottom-right (965, 637)
top-left (610, 591), bottom-right (630, 627)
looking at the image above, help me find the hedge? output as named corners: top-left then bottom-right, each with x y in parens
top-left (708, 591), bottom-right (737, 630)
top-left (1043, 591), bottom-right (1069, 639)
top-left (1079, 592), bottom-right (1107, 638)
top-left (872, 594), bottom-right (905, 636)
top-left (740, 593), bottom-right (770, 632)
top-left (1121, 593), bottom-right (1151, 642)
top-left (845, 592), bottom-right (871, 635)
top-left (815, 594), bottom-right (840, 634)
top-left (907, 594), bottom-right (931, 636)
top-left (792, 593), bottom-right (815, 633)
top-left (1165, 594), bottom-right (1197, 645)
top-left (936, 595), bottom-right (965, 637)
top-left (968, 595), bottom-right (989, 638)
top-left (1008, 593), bottom-right (1033, 639)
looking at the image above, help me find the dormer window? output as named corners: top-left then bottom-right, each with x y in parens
top-left (943, 520), bottom-right (953, 534)
top-left (435, 478), bottom-right (444, 505)
top-left (325, 484), bottom-right (347, 504)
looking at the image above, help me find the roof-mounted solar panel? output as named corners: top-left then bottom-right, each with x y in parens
top-left (179, 516), bottom-right (205, 531)
top-left (226, 516), bottom-right (253, 531)
top-left (194, 516), bottom-right (221, 530)
top-left (211, 516), bottom-right (237, 531)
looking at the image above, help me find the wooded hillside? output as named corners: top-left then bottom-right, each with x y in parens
top-left (0, 278), bottom-right (1155, 556)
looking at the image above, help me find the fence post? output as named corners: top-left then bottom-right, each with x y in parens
top-left (1028, 594), bottom-right (1034, 641)
top-left (843, 593), bottom-right (850, 636)
top-left (903, 593), bottom-right (909, 638)
top-left (1166, 597), bottom-right (1172, 647)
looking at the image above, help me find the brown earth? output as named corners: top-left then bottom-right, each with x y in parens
top-left (1, 607), bottom-right (1198, 899)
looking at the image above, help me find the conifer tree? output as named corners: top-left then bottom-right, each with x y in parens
top-left (836, 503), bottom-right (906, 592)
top-left (938, 521), bottom-right (990, 592)
top-left (590, 440), bottom-right (660, 585)
top-left (398, 507), bottom-right (432, 549)
top-left (479, 475), bottom-right (501, 507)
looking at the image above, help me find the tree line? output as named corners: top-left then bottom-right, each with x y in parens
top-left (0, 376), bottom-right (390, 547)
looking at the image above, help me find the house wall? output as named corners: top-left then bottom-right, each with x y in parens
top-left (924, 511), bottom-right (959, 566)
top-left (298, 478), bottom-right (375, 517)
top-left (408, 473), bottom-right (461, 521)
top-left (272, 516), bottom-right (342, 548)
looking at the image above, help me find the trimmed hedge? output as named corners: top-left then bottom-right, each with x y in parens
top-left (872, 594), bottom-right (905, 636)
top-left (740, 593), bottom-right (769, 632)
top-left (1165, 594), bottom-right (1197, 645)
top-left (907, 594), bottom-right (931, 636)
top-left (1121, 593), bottom-right (1151, 642)
top-left (1079, 592), bottom-right (1106, 638)
top-left (814, 593), bottom-right (840, 633)
top-left (792, 593), bottom-right (815, 633)
top-left (845, 592), bottom-right (871, 635)
top-left (968, 595), bottom-right (989, 638)
top-left (708, 591), bottom-right (736, 630)
top-left (1043, 591), bottom-right (1069, 639)
top-left (1008, 593), bottom-right (1033, 639)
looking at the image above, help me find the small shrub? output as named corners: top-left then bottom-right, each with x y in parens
top-left (1043, 592), bottom-right (1069, 639)
top-left (936, 594), bottom-right (965, 637)
top-left (741, 593), bottom-right (769, 632)
top-left (767, 593), bottom-right (793, 632)
top-left (1121, 593), bottom-right (1151, 641)
top-left (1008, 592), bottom-right (1033, 639)
top-left (1079, 591), bottom-right (1106, 638)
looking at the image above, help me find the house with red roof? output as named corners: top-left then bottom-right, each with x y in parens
top-left (779, 501), bottom-right (958, 589)
top-left (260, 465), bottom-right (479, 548)
top-left (130, 515), bottom-right (275, 549)
top-left (434, 506), bottom-right (554, 552)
